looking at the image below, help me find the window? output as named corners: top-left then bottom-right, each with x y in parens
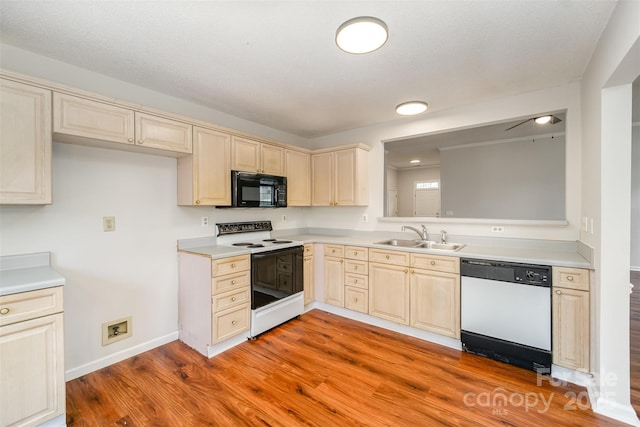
top-left (416, 181), bottom-right (439, 190)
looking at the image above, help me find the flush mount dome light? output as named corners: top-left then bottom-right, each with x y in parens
top-left (409, 159), bottom-right (421, 164)
top-left (396, 101), bottom-right (428, 116)
top-left (336, 16), bottom-right (388, 54)
top-left (534, 115), bottom-right (552, 125)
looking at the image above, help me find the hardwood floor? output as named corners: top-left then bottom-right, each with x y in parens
top-left (631, 270), bottom-right (640, 417)
top-left (67, 310), bottom-right (626, 426)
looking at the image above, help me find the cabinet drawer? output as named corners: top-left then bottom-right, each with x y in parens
top-left (553, 267), bottom-right (590, 291)
top-left (213, 287), bottom-right (250, 312)
top-left (212, 255), bottom-right (250, 277)
top-left (213, 303), bottom-right (250, 343)
top-left (369, 249), bottom-right (410, 266)
top-left (345, 273), bottom-right (368, 289)
top-left (212, 270), bottom-right (250, 295)
top-left (0, 286), bottom-right (63, 327)
top-left (344, 259), bottom-right (367, 275)
top-left (411, 254), bottom-right (459, 274)
top-left (324, 244), bottom-right (344, 258)
top-left (303, 244), bottom-right (314, 256)
top-left (345, 286), bottom-right (368, 314)
top-left (345, 246), bottom-right (368, 261)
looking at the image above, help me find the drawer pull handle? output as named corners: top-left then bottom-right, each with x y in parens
top-left (354, 251), bottom-right (358, 255)
top-left (0, 308), bottom-right (9, 315)
top-left (231, 297), bottom-right (236, 302)
top-left (430, 261), bottom-right (436, 266)
top-left (556, 290), bottom-right (562, 295)
top-left (232, 320), bottom-right (237, 325)
top-left (566, 275), bottom-right (574, 281)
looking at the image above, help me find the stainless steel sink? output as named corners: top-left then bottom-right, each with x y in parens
top-left (375, 239), bottom-right (466, 251)
top-left (374, 239), bottom-right (422, 247)
top-left (416, 242), bottom-right (466, 251)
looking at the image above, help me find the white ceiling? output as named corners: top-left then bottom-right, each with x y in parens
top-left (0, 1), bottom-right (617, 139)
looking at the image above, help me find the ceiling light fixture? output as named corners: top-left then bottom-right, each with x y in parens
top-left (336, 16), bottom-right (388, 54)
top-left (410, 159), bottom-right (421, 164)
top-left (396, 101), bottom-right (428, 116)
top-left (534, 115), bottom-right (552, 125)
top-left (505, 114), bottom-right (562, 131)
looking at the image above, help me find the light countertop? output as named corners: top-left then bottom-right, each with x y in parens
top-left (0, 252), bottom-right (66, 296)
top-left (178, 231), bottom-right (591, 269)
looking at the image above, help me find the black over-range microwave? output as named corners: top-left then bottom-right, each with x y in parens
top-left (228, 170), bottom-right (287, 208)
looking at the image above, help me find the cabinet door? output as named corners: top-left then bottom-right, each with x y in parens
top-left (53, 92), bottom-right (135, 146)
top-left (0, 80), bottom-right (52, 204)
top-left (231, 136), bottom-right (260, 172)
top-left (553, 287), bottom-right (589, 371)
top-left (410, 269), bottom-right (460, 338)
top-left (285, 149), bottom-right (311, 206)
top-left (311, 152), bottom-right (334, 206)
top-left (189, 127), bottom-right (230, 206)
top-left (368, 263), bottom-right (410, 324)
top-left (135, 112), bottom-right (192, 154)
top-left (0, 313), bottom-right (65, 426)
top-left (334, 149), bottom-right (357, 206)
top-left (303, 253), bottom-right (314, 305)
top-left (345, 286), bottom-right (368, 313)
top-left (324, 256), bottom-right (344, 307)
top-left (261, 143), bottom-right (284, 176)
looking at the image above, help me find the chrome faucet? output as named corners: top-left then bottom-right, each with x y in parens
top-left (402, 224), bottom-right (428, 241)
top-left (440, 229), bottom-right (447, 244)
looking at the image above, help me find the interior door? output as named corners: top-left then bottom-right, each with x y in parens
top-left (414, 188), bottom-right (440, 216)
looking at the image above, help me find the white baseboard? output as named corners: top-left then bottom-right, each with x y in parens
top-left (65, 331), bottom-right (179, 381)
top-left (631, 265), bottom-right (640, 272)
top-left (587, 378), bottom-right (640, 426)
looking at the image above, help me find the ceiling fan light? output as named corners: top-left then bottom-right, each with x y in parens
top-left (534, 115), bottom-right (552, 125)
top-left (396, 101), bottom-right (428, 115)
top-left (336, 17), bottom-right (388, 54)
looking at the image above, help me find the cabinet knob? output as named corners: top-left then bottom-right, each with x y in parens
top-left (556, 290), bottom-right (562, 295)
top-left (0, 307), bottom-right (9, 315)
top-left (195, 200), bottom-right (201, 205)
top-left (354, 251), bottom-right (358, 255)
top-left (410, 270), bottom-right (415, 274)
top-left (354, 279), bottom-right (358, 283)
top-left (127, 138), bottom-right (133, 142)
top-left (430, 261), bottom-right (436, 266)
top-left (354, 265), bottom-right (358, 270)
top-left (231, 297), bottom-right (236, 302)
top-left (231, 263), bottom-right (236, 268)
top-left (404, 269), bottom-right (408, 273)
top-left (566, 275), bottom-right (574, 282)
top-left (385, 255), bottom-right (390, 259)
top-left (354, 298), bottom-right (358, 302)
top-left (137, 139), bottom-right (143, 144)
top-left (340, 260), bottom-right (344, 263)
top-left (231, 280), bottom-right (236, 284)
top-left (232, 320), bottom-right (237, 325)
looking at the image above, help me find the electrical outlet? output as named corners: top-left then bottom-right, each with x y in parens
top-left (201, 216), bottom-right (209, 227)
top-left (103, 216), bottom-right (116, 232)
top-left (491, 226), bottom-right (504, 233)
top-left (102, 316), bottom-right (132, 346)
top-left (363, 214), bottom-right (368, 223)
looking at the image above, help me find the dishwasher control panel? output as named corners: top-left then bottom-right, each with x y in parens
top-left (461, 259), bottom-right (551, 287)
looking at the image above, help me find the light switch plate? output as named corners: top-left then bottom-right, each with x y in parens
top-left (103, 216), bottom-right (116, 232)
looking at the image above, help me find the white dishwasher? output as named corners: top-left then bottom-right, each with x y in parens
top-left (460, 258), bottom-right (552, 373)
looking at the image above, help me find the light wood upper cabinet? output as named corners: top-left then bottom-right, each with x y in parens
top-left (0, 79), bottom-right (52, 205)
top-left (53, 92), bottom-right (134, 146)
top-left (285, 149), bottom-right (311, 206)
top-left (53, 92), bottom-right (192, 155)
top-left (178, 127), bottom-right (231, 206)
top-left (311, 145), bottom-right (369, 206)
top-left (552, 266), bottom-right (590, 371)
top-left (410, 268), bottom-right (460, 338)
top-left (231, 136), bottom-right (284, 175)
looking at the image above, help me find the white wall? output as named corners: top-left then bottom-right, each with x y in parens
top-left (396, 167), bottom-right (440, 217)
top-left (632, 120), bottom-right (640, 271)
top-left (307, 82), bottom-right (582, 240)
top-left (579, 0), bottom-right (640, 424)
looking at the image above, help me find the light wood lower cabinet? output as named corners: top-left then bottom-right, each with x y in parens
top-left (344, 246), bottom-right (369, 314)
top-left (177, 127), bottom-right (231, 206)
top-left (0, 286), bottom-right (65, 427)
top-left (410, 268), bottom-right (460, 338)
top-left (303, 244), bottom-right (314, 305)
top-left (552, 267), bottom-right (590, 371)
top-left (0, 79), bottom-right (52, 205)
top-left (179, 253), bottom-right (250, 356)
top-left (368, 262), bottom-right (410, 325)
top-left (323, 245), bottom-right (345, 307)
